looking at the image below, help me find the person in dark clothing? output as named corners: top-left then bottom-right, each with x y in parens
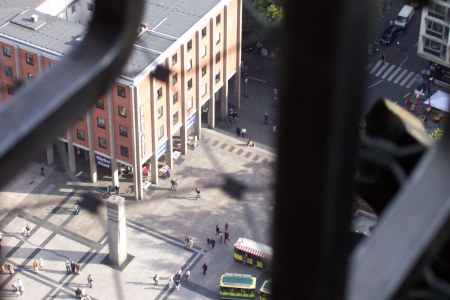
top-left (211, 239), bottom-right (216, 249)
top-left (236, 126), bottom-right (241, 137)
top-left (202, 263), bottom-right (208, 275)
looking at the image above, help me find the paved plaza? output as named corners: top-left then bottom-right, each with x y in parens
top-left (0, 128), bottom-right (275, 299)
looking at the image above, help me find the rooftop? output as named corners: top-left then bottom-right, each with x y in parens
top-left (0, 0), bottom-right (222, 79)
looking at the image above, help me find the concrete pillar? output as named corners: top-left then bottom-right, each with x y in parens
top-left (46, 144), bottom-right (54, 165)
top-left (234, 0), bottom-right (243, 109)
top-left (86, 110), bottom-right (98, 183)
top-left (131, 86), bottom-right (143, 200)
top-left (180, 44), bottom-right (188, 153)
top-left (66, 128), bottom-right (76, 173)
top-left (194, 110), bottom-right (201, 140)
top-left (107, 90), bottom-right (119, 187)
top-left (221, 5), bottom-right (229, 120)
top-left (165, 57), bottom-right (174, 169)
top-left (107, 195), bottom-right (127, 266)
top-left (208, 17), bottom-right (216, 129)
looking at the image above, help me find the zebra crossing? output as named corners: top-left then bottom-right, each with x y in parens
top-left (367, 60), bottom-right (418, 89)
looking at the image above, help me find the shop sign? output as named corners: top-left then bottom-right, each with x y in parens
top-left (156, 140), bottom-right (168, 159)
top-left (95, 154), bottom-right (111, 169)
top-left (186, 113), bottom-right (197, 128)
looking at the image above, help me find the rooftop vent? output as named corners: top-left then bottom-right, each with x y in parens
top-left (30, 14), bottom-right (38, 22)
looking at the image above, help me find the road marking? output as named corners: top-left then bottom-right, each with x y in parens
top-left (403, 92), bottom-right (411, 98)
top-left (369, 61), bottom-right (382, 74)
top-left (382, 65), bottom-right (396, 79)
top-left (406, 75), bottom-right (418, 88)
top-left (399, 56), bottom-right (408, 67)
top-left (375, 63), bottom-right (389, 77)
top-left (368, 79), bottom-right (384, 89)
top-left (387, 67), bottom-right (402, 81)
top-left (400, 71), bottom-right (415, 86)
top-left (394, 69), bottom-right (408, 83)
top-left (247, 76), bottom-right (267, 83)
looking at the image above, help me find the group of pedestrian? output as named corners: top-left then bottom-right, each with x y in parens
top-left (66, 260), bottom-right (81, 274)
top-left (235, 126), bottom-right (247, 138)
top-left (1, 262), bottom-right (14, 274)
top-left (264, 112), bottom-right (273, 125)
top-left (12, 278), bottom-right (24, 296)
top-left (75, 286), bottom-right (88, 299)
top-left (208, 223), bottom-right (230, 248)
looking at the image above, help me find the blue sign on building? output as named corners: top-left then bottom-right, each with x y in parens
top-left (95, 154), bottom-right (111, 169)
top-left (156, 140), bottom-right (168, 159)
top-left (186, 113), bottom-right (197, 128)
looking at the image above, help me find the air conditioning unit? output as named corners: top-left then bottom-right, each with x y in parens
top-left (30, 14), bottom-right (38, 22)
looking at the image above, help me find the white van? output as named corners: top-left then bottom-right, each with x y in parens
top-left (394, 5), bottom-right (415, 29)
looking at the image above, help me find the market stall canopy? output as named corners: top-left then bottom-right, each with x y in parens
top-left (142, 166), bottom-right (149, 175)
top-left (425, 90), bottom-right (450, 112)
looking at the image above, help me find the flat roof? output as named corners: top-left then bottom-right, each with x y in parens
top-left (0, 0), bottom-right (222, 79)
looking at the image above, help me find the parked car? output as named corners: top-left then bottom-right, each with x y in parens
top-left (379, 25), bottom-right (400, 45)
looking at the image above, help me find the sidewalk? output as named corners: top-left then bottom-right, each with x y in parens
top-left (0, 126), bottom-right (275, 299)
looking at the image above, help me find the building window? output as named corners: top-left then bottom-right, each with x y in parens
top-left (119, 125), bottom-right (128, 137)
top-left (157, 106), bottom-right (163, 119)
top-left (172, 73), bottom-right (178, 85)
top-left (216, 14), bottom-right (221, 25)
top-left (118, 106), bottom-right (127, 117)
top-left (28, 73), bottom-right (34, 79)
top-left (215, 33), bottom-right (221, 45)
top-left (97, 117), bottom-right (105, 129)
top-left (6, 84), bottom-right (13, 95)
top-left (120, 145), bottom-right (129, 157)
top-left (186, 59), bottom-right (192, 71)
top-left (173, 111), bottom-right (179, 125)
top-left (157, 87), bottom-right (163, 99)
top-left (202, 27), bottom-right (207, 37)
top-left (201, 84), bottom-right (207, 96)
top-left (96, 99), bottom-right (104, 109)
top-left (215, 72), bottom-right (221, 83)
top-left (3, 45), bottom-right (11, 57)
top-left (117, 86), bottom-right (126, 98)
top-left (187, 78), bottom-right (193, 90)
top-left (76, 129), bottom-right (85, 141)
top-left (71, 4), bottom-right (76, 13)
top-left (187, 40), bottom-right (192, 51)
top-left (98, 137), bottom-right (107, 148)
top-left (172, 53), bottom-right (177, 65)
top-left (5, 65), bottom-right (13, 77)
top-left (202, 66), bottom-right (207, 77)
top-left (173, 92), bottom-right (178, 104)
top-left (216, 52), bottom-right (221, 64)
top-left (87, 3), bottom-right (94, 11)
top-left (158, 125), bottom-right (164, 139)
top-left (187, 97), bottom-right (193, 110)
top-left (25, 53), bottom-right (34, 65)
top-left (201, 46), bottom-right (207, 58)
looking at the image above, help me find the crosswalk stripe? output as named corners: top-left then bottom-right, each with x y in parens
top-left (369, 61), bottom-right (382, 74)
top-left (406, 75), bottom-right (418, 88)
top-left (375, 63), bottom-right (389, 77)
top-left (382, 65), bottom-right (396, 79)
top-left (387, 66), bottom-right (402, 81)
top-left (400, 71), bottom-right (415, 86)
top-left (394, 69), bottom-right (408, 83)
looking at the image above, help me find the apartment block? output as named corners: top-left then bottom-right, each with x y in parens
top-left (0, 0), bottom-right (243, 199)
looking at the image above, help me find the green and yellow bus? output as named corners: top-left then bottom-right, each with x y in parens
top-left (219, 273), bottom-right (257, 299)
top-left (233, 237), bottom-right (273, 269)
top-left (259, 280), bottom-right (271, 300)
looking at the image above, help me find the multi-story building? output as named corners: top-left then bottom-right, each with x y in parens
top-left (0, 0), bottom-right (243, 200)
top-left (417, 0), bottom-right (450, 88)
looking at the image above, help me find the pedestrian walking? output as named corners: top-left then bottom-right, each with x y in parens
top-left (233, 111), bottom-right (238, 121)
top-left (273, 88), bottom-right (278, 101)
top-left (33, 259), bottom-right (39, 273)
top-left (195, 187), bottom-right (201, 199)
top-left (8, 263), bottom-right (14, 274)
top-left (87, 274), bottom-right (94, 288)
top-left (264, 112), bottom-right (269, 125)
top-left (211, 238), bottom-right (216, 249)
top-left (241, 128), bottom-right (247, 138)
top-left (39, 258), bottom-right (44, 270)
top-left (16, 279), bottom-right (24, 296)
top-left (224, 231), bottom-right (230, 243)
top-left (75, 262), bottom-right (81, 274)
top-left (225, 223), bottom-right (229, 232)
top-left (170, 179), bottom-right (176, 190)
top-left (202, 263), bottom-right (208, 275)
top-left (66, 260), bottom-right (71, 273)
top-left (40, 167), bottom-right (45, 176)
top-left (184, 270), bottom-right (190, 280)
top-left (215, 225), bottom-right (220, 235)
top-left (219, 231), bottom-right (223, 244)
top-left (207, 236), bottom-right (211, 245)
top-left (175, 276), bottom-right (181, 291)
top-left (71, 261), bottom-right (76, 273)
top-left (153, 274), bottom-right (159, 285)
top-left (236, 126), bottom-right (241, 137)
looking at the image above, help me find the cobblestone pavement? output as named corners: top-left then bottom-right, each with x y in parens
top-left (0, 128), bottom-right (275, 299)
